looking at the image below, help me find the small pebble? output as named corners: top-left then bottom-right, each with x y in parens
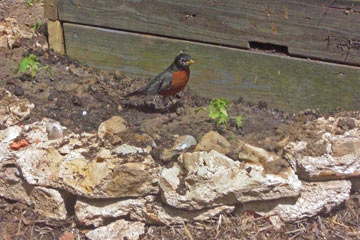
top-left (14, 86), bottom-right (24, 96)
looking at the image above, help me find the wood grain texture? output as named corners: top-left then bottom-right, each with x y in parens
top-left (48, 20), bottom-right (65, 54)
top-left (63, 23), bottom-right (360, 112)
top-left (57, 0), bottom-right (360, 65)
top-left (44, 0), bottom-right (58, 20)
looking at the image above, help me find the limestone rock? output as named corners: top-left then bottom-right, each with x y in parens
top-left (113, 144), bottom-right (150, 155)
top-left (31, 186), bottom-right (68, 221)
top-left (195, 131), bottom-right (230, 154)
top-left (85, 219), bottom-right (145, 240)
top-left (160, 135), bottom-right (197, 162)
top-left (237, 140), bottom-right (290, 174)
top-left (4, 120), bottom-right (160, 198)
top-left (0, 125), bottom-right (22, 166)
top-left (244, 180), bottom-right (351, 223)
top-left (0, 88), bottom-right (34, 127)
top-left (98, 116), bottom-right (127, 139)
top-left (159, 150), bottom-right (301, 210)
top-left (0, 167), bottom-right (33, 205)
top-left (130, 201), bottom-right (234, 225)
top-left (75, 196), bottom-right (155, 227)
top-left (285, 129), bottom-right (360, 180)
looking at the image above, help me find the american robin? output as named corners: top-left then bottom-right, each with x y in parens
top-left (124, 53), bottom-right (195, 103)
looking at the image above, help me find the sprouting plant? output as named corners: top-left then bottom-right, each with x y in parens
top-left (197, 98), bottom-right (244, 128)
top-left (208, 98), bottom-right (229, 126)
top-left (30, 21), bottom-right (42, 32)
top-left (235, 115), bottom-right (243, 128)
top-left (16, 53), bottom-right (53, 78)
top-left (26, 0), bottom-right (44, 6)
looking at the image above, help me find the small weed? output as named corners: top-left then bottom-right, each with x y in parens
top-left (208, 98), bottom-right (229, 126)
top-left (197, 98), bottom-right (243, 128)
top-left (26, 0), bottom-right (43, 6)
top-left (30, 21), bottom-right (42, 32)
top-left (235, 115), bottom-right (243, 128)
top-left (16, 53), bottom-right (53, 78)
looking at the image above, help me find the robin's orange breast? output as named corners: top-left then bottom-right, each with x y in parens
top-left (159, 70), bottom-right (190, 97)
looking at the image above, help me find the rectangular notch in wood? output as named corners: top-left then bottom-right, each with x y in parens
top-left (249, 41), bottom-right (289, 55)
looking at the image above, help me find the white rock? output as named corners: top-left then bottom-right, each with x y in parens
top-left (0, 88), bottom-right (34, 127)
top-left (130, 202), bottom-right (234, 225)
top-left (0, 167), bottom-right (33, 204)
top-left (244, 180), bottom-right (351, 223)
top-left (75, 196), bottom-right (155, 227)
top-left (46, 120), bottom-right (63, 140)
top-left (159, 150), bottom-right (301, 210)
top-left (30, 186), bottom-right (68, 221)
top-left (113, 144), bottom-right (149, 155)
top-left (85, 219), bottom-right (145, 240)
top-left (285, 130), bottom-right (360, 180)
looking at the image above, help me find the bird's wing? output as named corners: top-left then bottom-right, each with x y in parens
top-left (143, 70), bottom-right (173, 95)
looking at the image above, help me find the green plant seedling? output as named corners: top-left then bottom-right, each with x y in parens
top-left (16, 53), bottom-right (53, 78)
top-left (235, 115), bottom-right (243, 128)
top-left (26, 0), bottom-right (43, 6)
top-left (30, 21), bottom-right (42, 32)
top-left (208, 98), bottom-right (230, 126)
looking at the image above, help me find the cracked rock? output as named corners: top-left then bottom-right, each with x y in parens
top-left (159, 150), bottom-right (301, 210)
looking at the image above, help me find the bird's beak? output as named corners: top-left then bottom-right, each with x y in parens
top-left (186, 59), bottom-right (195, 65)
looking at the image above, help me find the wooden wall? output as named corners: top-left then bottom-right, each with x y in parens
top-left (45, 0), bottom-right (360, 112)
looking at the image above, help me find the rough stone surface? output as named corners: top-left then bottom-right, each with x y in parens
top-left (113, 144), bottom-right (150, 155)
top-left (244, 180), bottom-right (351, 223)
top-left (0, 167), bottom-right (33, 205)
top-left (30, 186), bottom-right (68, 221)
top-left (195, 131), bottom-right (231, 154)
top-left (0, 88), bottom-right (34, 127)
top-left (130, 201), bottom-right (234, 225)
top-left (97, 116), bottom-right (127, 139)
top-left (160, 135), bottom-right (197, 162)
top-left (75, 196), bottom-right (155, 227)
top-left (0, 125), bottom-right (22, 166)
top-left (159, 150), bottom-right (301, 210)
top-left (0, 119), bottom-right (160, 199)
top-left (85, 219), bottom-right (145, 240)
top-left (285, 129), bottom-right (360, 180)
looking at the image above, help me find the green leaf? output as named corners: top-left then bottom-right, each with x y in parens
top-left (209, 110), bottom-right (220, 120)
top-left (235, 116), bottom-right (243, 128)
top-left (19, 58), bottom-right (30, 73)
top-left (195, 107), bottom-right (208, 113)
top-left (219, 107), bottom-right (228, 117)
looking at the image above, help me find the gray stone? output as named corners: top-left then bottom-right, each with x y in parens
top-left (160, 135), bottom-right (197, 162)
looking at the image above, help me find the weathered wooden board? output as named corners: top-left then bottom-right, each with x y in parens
top-left (57, 0), bottom-right (360, 65)
top-left (44, 0), bottom-right (58, 20)
top-left (63, 23), bottom-right (360, 112)
top-left (47, 20), bottom-right (65, 54)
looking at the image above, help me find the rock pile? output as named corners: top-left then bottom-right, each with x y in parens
top-left (0, 88), bottom-right (358, 239)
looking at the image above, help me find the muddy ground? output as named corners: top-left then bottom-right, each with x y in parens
top-left (1, 1), bottom-right (360, 239)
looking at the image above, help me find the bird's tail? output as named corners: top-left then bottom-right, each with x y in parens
top-left (123, 90), bottom-right (139, 99)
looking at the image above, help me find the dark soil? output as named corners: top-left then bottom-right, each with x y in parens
top-left (1, 1), bottom-right (359, 239)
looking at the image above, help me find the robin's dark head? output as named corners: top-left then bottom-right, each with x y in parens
top-left (173, 53), bottom-right (195, 70)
